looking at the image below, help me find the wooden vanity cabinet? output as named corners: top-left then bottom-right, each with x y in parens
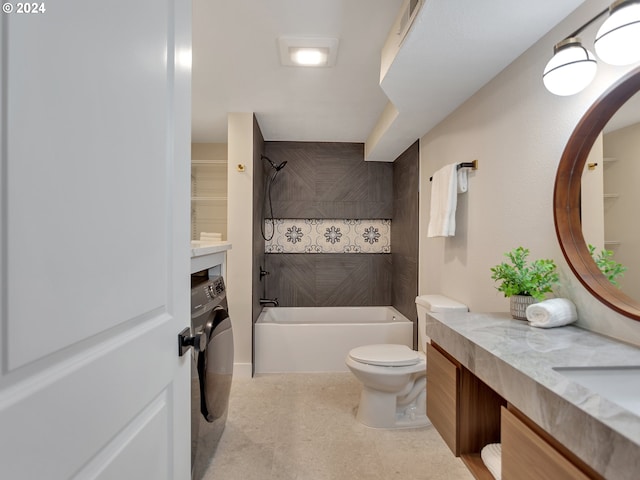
top-left (426, 342), bottom-right (504, 477)
top-left (501, 406), bottom-right (601, 480)
top-left (427, 342), bottom-right (603, 480)
top-left (426, 342), bottom-right (459, 453)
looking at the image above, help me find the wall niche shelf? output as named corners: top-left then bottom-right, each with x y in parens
top-left (191, 157), bottom-right (228, 241)
top-left (603, 193), bottom-right (620, 198)
top-left (191, 197), bottom-right (227, 202)
top-left (192, 159), bottom-right (227, 165)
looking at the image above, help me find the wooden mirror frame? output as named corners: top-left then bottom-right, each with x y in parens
top-left (554, 66), bottom-right (640, 321)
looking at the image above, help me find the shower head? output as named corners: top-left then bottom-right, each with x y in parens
top-left (262, 155), bottom-right (287, 171)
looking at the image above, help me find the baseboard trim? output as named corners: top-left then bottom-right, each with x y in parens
top-left (233, 363), bottom-right (253, 378)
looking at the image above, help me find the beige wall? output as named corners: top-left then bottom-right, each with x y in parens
top-left (580, 134), bottom-right (605, 251)
top-left (192, 142), bottom-right (227, 160)
top-left (227, 114), bottom-right (255, 377)
top-left (418, 0), bottom-right (640, 345)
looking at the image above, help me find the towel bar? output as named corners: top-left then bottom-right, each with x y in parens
top-left (429, 160), bottom-right (478, 182)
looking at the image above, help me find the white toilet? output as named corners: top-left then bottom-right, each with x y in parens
top-left (345, 295), bottom-right (467, 428)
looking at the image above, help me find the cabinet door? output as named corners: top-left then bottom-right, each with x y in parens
top-left (502, 407), bottom-right (592, 480)
top-left (427, 343), bottom-right (459, 455)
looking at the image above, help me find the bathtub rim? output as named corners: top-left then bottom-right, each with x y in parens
top-left (256, 305), bottom-right (412, 325)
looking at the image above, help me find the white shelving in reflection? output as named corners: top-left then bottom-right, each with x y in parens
top-left (191, 159), bottom-right (227, 241)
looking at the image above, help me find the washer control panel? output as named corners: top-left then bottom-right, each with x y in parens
top-left (191, 276), bottom-right (226, 315)
top-left (205, 278), bottom-right (225, 299)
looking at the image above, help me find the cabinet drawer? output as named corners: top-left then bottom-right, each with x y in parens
top-left (502, 407), bottom-right (591, 480)
top-left (426, 343), bottom-right (459, 455)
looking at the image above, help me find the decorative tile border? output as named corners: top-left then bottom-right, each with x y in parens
top-left (265, 219), bottom-right (391, 254)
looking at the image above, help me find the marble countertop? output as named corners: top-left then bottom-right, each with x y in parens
top-left (426, 311), bottom-right (640, 479)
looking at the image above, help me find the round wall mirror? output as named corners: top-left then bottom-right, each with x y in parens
top-left (554, 66), bottom-right (640, 321)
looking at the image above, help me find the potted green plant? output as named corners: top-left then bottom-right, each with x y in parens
top-left (490, 246), bottom-right (559, 320)
top-left (588, 244), bottom-right (627, 287)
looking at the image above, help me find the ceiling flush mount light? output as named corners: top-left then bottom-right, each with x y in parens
top-left (595, 0), bottom-right (640, 65)
top-left (278, 37), bottom-right (339, 67)
top-left (290, 47), bottom-right (329, 66)
top-left (543, 0), bottom-right (640, 96)
top-left (543, 38), bottom-right (597, 96)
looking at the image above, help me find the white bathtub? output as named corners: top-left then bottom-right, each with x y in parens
top-left (255, 306), bottom-right (413, 373)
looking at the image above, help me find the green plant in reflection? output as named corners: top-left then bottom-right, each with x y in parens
top-left (588, 244), bottom-right (627, 287)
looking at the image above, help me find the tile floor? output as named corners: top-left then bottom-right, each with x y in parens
top-left (200, 373), bottom-right (473, 480)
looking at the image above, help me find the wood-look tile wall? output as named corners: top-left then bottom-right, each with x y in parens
top-left (264, 142), bottom-right (393, 219)
top-left (391, 141), bottom-right (420, 327)
top-left (252, 116), bottom-right (266, 324)
top-left (264, 254), bottom-right (392, 306)
top-left (260, 141), bottom-right (393, 307)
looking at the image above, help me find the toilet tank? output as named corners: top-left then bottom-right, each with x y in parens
top-left (415, 295), bottom-right (467, 353)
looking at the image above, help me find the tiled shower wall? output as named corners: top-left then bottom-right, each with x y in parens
top-left (391, 141), bottom-right (419, 324)
top-left (262, 142), bottom-right (393, 306)
top-left (265, 219), bottom-right (391, 253)
top-left (252, 117), bottom-right (266, 325)
top-left (258, 141), bottom-right (419, 315)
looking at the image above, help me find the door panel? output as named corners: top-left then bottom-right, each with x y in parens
top-left (6, 0), bottom-right (170, 369)
top-left (74, 392), bottom-right (170, 480)
top-left (0, 0), bottom-right (191, 477)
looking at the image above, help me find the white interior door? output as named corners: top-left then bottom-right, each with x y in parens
top-left (0, 1), bottom-right (192, 478)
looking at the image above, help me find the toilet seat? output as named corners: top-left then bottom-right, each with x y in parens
top-left (349, 344), bottom-right (420, 367)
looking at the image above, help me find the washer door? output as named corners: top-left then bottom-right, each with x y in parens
top-left (197, 306), bottom-right (234, 423)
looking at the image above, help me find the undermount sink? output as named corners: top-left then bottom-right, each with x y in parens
top-left (553, 366), bottom-right (640, 417)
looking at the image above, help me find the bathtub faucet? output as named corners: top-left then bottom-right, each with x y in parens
top-left (260, 298), bottom-right (279, 307)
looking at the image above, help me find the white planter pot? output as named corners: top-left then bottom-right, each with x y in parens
top-left (510, 295), bottom-right (536, 320)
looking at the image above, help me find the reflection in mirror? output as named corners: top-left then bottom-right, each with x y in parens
top-left (555, 67), bottom-right (640, 321)
top-left (582, 91), bottom-right (640, 301)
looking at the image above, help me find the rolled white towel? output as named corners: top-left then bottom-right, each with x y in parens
top-left (480, 443), bottom-right (501, 480)
top-left (526, 298), bottom-right (577, 328)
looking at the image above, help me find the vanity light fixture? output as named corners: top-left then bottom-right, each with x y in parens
top-left (595, 0), bottom-right (640, 65)
top-left (278, 37), bottom-right (339, 67)
top-left (543, 38), bottom-right (597, 96)
top-left (543, 0), bottom-right (640, 96)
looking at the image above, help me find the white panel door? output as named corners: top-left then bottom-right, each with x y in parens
top-left (0, 0), bottom-right (192, 478)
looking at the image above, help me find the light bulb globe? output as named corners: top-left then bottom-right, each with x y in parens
top-left (595, 1), bottom-right (640, 66)
top-left (543, 40), bottom-right (597, 96)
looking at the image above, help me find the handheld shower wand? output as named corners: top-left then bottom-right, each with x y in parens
top-left (260, 154), bottom-right (287, 241)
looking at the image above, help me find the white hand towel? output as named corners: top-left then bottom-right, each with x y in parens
top-left (427, 164), bottom-right (458, 237)
top-left (480, 443), bottom-right (502, 480)
top-left (526, 298), bottom-right (578, 328)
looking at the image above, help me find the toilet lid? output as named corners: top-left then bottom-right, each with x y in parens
top-left (349, 344), bottom-right (420, 367)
